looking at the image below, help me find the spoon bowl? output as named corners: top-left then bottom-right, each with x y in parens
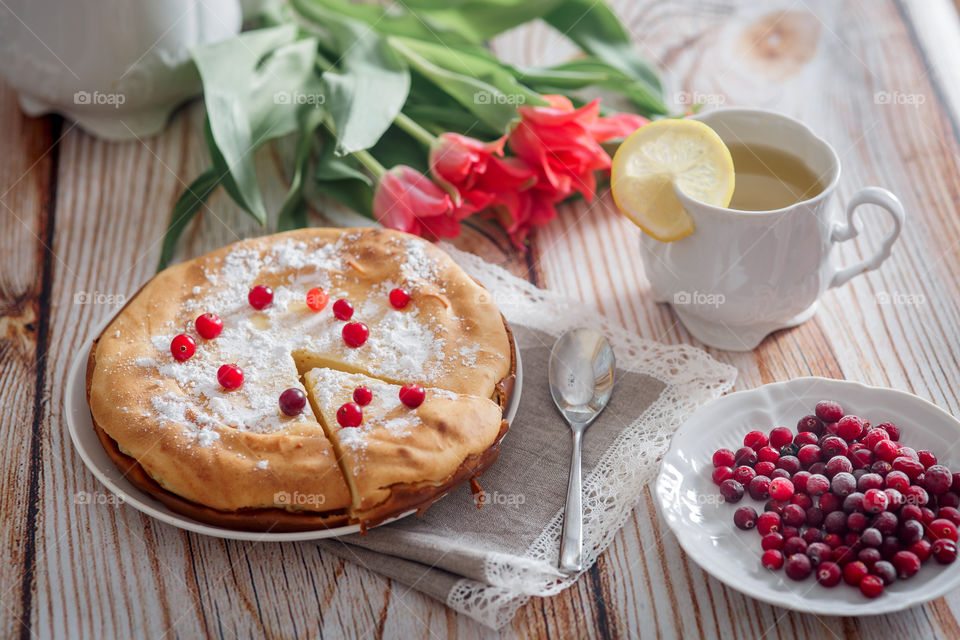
top-left (549, 328), bottom-right (616, 572)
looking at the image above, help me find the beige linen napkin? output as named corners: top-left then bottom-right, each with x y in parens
top-left (317, 247), bottom-right (736, 628)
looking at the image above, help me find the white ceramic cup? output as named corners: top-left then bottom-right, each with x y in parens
top-left (640, 108), bottom-right (905, 351)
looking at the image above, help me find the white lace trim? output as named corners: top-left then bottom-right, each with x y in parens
top-left (440, 245), bottom-right (738, 628)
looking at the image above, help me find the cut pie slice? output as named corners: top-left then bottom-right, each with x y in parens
top-left (303, 367), bottom-right (506, 524)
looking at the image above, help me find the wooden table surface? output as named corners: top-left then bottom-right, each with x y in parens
top-left (4, 0), bottom-right (960, 637)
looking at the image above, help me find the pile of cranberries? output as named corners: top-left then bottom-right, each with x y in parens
top-left (713, 400), bottom-right (959, 599)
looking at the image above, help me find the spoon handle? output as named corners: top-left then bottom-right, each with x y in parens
top-left (559, 427), bottom-right (583, 573)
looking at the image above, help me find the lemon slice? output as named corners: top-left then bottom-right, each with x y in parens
top-left (611, 119), bottom-right (734, 242)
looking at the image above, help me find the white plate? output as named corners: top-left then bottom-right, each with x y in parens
top-left (65, 320), bottom-right (522, 541)
top-left (655, 377), bottom-right (960, 615)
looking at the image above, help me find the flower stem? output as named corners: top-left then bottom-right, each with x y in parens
top-left (353, 149), bottom-right (387, 179)
top-left (394, 112), bottom-right (437, 147)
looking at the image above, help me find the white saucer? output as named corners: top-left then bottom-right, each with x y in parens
top-left (65, 320), bottom-right (522, 541)
top-left (655, 377), bottom-right (960, 615)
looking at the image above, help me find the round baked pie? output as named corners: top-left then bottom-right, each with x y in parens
top-left (86, 228), bottom-right (516, 532)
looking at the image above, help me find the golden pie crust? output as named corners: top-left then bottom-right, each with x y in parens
top-left (85, 228), bottom-right (516, 532)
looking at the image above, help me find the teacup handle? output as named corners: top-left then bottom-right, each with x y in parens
top-left (829, 187), bottom-right (905, 288)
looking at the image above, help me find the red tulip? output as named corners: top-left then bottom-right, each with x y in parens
top-left (589, 112), bottom-right (649, 142)
top-left (508, 95), bottom-right (612, 202)
top-left (372, 165), bottom-right (459, 238)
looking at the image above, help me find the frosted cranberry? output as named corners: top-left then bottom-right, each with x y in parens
top-left (733, 466), bottom-right (756, 485)
top-left (306, 287), bottom-right (329, 312)
top-left (898, 520), bottom-right (924, 545)
top-left (850, 449), bottom-right (875, 470)
top-left (917, 450), bottom-right (938, 468)
top-left (872, 560), bottom-right (897, 585)
top-left (791, 493), bottom-right (813, 509)
top-left (757, 511), bottom-right (782, 535)
top-left (808, 542), bottom-right (832, 565)
top-left (860, 574), bottom-right (884, 598)
top-left (769, 427), bottom-right (793, 449)
top-left (794, 431), bottom-right (818, 447)
top-left (808, 462), bottom-right (827, 476)
top-left (783, 504), bottom-right (806, 527)
top-left (389, 287), bottom-right (411, 309)
top-left (342, 321), bottom-right (369, 348)
top-left (814, 561), bottom-right (841, 587)
top-left (862, 488), bottom-right (889, 514)
top-left (217, 364), bottom-right (244, 390)
top-left (821, 437), bottom-right (848, 459)
top-left (170, 334), bottom-right (196, 361)
top-left (761, 549), bottom-right (784, 570)
top-left (824, 422), bottom-right (840, 437)
top-left (719, 479), bottom-right (745, 503)
top-left (733, 506), bottom-right (758, 530)
top-left (847, 512), bottom-right (868, 533)
top-left (899, 446), bottom-right (920, 461)
top-left (870, 460), bottom-right (893, 476)
top-left (781, 526), bottom-right (800, 540)
top-left (825, 456), bottom-right (853, 478)
top-left (195, 313), bottom-right (223, 339)
top-left (843, 560), bottom-right (868, 586)
top-left (933, 539), bottom-right (958, 564)
top-left (872, 511), bottom-right (899, 535)
top-left (806, 474), bottom-right (830, 496)
top-left (755, 461), bottom-right (777, 477)
top-left (776, 456), bottom-right (801, 474)
top-left (797, 445), bottom-right (821, 468)
top-left (815, 400), bottom-right (844, 423)
top-left (352, 386), bottom-right (373, 406)
top-left (858, 547), bottom-right (881, 568)
top-left (768, 477), bottom-right (794, 502)
top-left (843, 492), bottom-right (865, 513)
top-left (909, 539), bottom-right (932, 563)
top-left (797, 414), bottom-right (825, 435)
top-left (784, 554), bottom-right (812, 580)
top-left (924, 465), bottom-right (953, 495)
top-left (861, 429), bottom-right (889, 452)
top-left (824, 511), bottom-right (847, 534)
top-left (734, 447), bottom-right (758, 467)
top-left (901, 504), bottom-right (923, 522)
top-left (941, 493), bottom-right (960, 509)
top-left (876, 421), bottom-right (900, 441)
top-left (743, 430), bottom-right (767, 450)
top-left (874, 439), bottom-right (901, 463)
top-left (783, 536), bottom-right (807, 557)
top-left (278, 388), bottom-right (306, 416)
top-left (884, 489), bottom-right (905, 512)
top-left (953, 473), bottom-right (960, 492)
top-left (806, 507), bottom-right (825, 528)
top-left (831, 472), bottom-right (857, 497)
top-left (892, 550), bottom-right (921, 578)
top-left (757, 446), bottom-right (780, 464)
top-left (892, 456), bottom-right (924, 480)
top-left (792, 471), bottom-right (812, 492)
top-left (824, 533), bottom-right (843, 548)
top-left (904, 485), bottom-right (929, 507)
top-left (938, 507), bottom-right (960, 526)
top-left (861, 527), bottom-right (883, 548)
top-left (336, 402), bottom-right (363, 428)
top-left (884, 470), bottom-right (910, 492)
top-left (819, 492), bottom-right (842, 514)
top-left (712, 448), bottom-right (736, 468)
top-left (770, 469), bottom-right (791, 481)
top-left (803, 527), bottom-right (824, 544)
top-left (857, 473), bottom-right (884, 492)
top-left (836, 415), bottom-right (864, 441)
top-left (399, 383), bottom-right (426, 408)
top-left (747, 475), bottom-right (770, 500)
top-left (332, 298), bottom-right (354, 320)
top-left (761, 532), bottom-right (784, 551)
top-left (927, 518), bottom-right (959, 542)
top-left (248, 284), bottom-right (273, 309)
top-left (921, 507), bottom-right (937, 525)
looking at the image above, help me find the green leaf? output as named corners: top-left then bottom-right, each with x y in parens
top-left (295, 4), bottom-right (410, 155)
top-left (158, 168), bottom-right (221, 271)
top-left (277, 107), bottom-right (325, 232)
top-left (543, 0), bottom-right (663, 96)
top-left (523, 58), bottom-right (669, 116)
top-left (388, 37), bottom-right (524, 133)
